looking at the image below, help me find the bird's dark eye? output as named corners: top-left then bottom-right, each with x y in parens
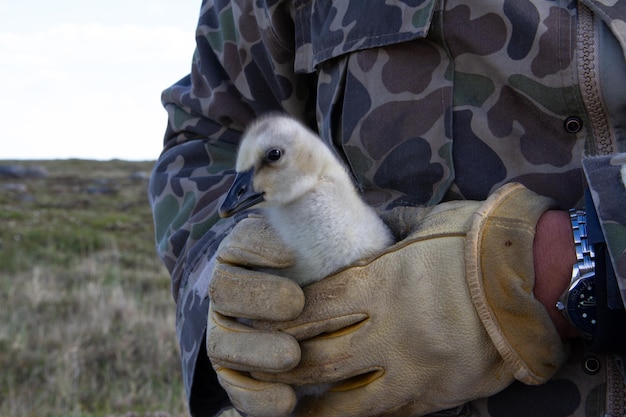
top-left (266, 148), bottom-right (282, 162)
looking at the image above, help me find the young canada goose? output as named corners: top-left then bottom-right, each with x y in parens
top-left (219, 114), bottom-right (394, 286)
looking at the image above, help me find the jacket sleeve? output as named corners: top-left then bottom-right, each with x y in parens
top-left (583, 155), bottom-right (626, 309)
top-left (582, 0), bottom-right (626, 309)
top-left (148, 0), bottom-right (313, 414)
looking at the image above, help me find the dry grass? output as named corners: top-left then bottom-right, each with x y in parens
top-left (0, 160), bottom-right (187, 417)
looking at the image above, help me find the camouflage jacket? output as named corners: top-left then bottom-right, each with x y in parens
top-left (149, 1), bottom-right (626, 416)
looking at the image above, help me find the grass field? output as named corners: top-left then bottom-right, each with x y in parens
top-left (0, 160), bottom-right (187, 417)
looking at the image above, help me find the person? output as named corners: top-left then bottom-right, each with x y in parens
top-left (149, 1), bottom-right (626, 416)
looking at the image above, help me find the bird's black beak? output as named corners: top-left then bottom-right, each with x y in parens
top-left (219, 169), bottom-right (265, 218)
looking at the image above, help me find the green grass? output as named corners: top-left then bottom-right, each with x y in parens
top-left (0, 159), bottom-right (187, 417)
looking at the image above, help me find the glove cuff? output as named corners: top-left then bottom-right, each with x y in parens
top-left (466, 183), bottom-right (567, 385)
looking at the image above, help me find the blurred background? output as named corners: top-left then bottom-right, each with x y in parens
top-left (1, 1), bottom-right (201, 416)
top-left (1, 0), bottom-right (199, 161)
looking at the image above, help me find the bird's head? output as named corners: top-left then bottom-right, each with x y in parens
top-left (219, 114), bottom-right (338, 218)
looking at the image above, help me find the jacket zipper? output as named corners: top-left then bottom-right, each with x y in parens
top-left (577, 1), bottom-right (615, 155)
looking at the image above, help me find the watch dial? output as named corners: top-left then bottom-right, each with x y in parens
top-left (567, 276), bottom-right (596, 336)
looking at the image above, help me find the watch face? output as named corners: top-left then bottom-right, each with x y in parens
top-left (566, 276), bottom-right (597, 337)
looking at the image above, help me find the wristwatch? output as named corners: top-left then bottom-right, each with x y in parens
top-left (555, 209), bottom-right (597, 339)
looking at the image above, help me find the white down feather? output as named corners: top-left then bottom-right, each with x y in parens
top-left (220, 114), bottom-right (394, 286)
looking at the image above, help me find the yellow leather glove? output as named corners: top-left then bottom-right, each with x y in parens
top-left (208, 214), bottom-right (304, 417)
top-left (207, 183), bottom-right (567, 417)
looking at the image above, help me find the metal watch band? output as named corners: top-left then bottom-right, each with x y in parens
top-left (569, 209), bottom-right (596, 280)
top-left (556, 209), bottom-right (597, 338)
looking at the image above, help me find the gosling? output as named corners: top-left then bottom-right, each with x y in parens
top-left (219, 114), bottom-right (394, 286)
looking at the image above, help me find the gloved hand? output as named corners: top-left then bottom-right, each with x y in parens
top-left (208, 214), bottom-right (304, 417)
top-left (207, 183), bottom-right (567, 417)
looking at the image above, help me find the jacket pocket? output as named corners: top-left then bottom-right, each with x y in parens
top-left (293, 0), bottom-right (437, 73)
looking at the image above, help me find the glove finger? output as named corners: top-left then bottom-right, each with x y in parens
top-left (292, 378), bottom-right (407, 417)
top-left (250, 265), bottom-right (395, 385)
top-left (218, 216), bottom-right (295, 269)
top-left (253, 266), bottom-right (377, 339)
top-left (251, 322), bottom-right (377, 386)
top-left (208, 306), bottom-right (301, 373)
top-left (210, 263), bottom-right (305, 321)
top-left (214, 366), bottom-right (297, 417)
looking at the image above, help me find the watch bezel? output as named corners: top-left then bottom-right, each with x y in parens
top-left (561, 274), bottom-right (597, 338)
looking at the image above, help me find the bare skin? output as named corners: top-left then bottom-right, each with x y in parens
top-left (533, 210), bottom-right (580, 339)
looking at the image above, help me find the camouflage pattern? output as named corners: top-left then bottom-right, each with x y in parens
top-left (148, 0), bottom-right (626, 415)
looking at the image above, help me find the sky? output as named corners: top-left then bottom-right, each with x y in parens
top-left (0, 0), bottom-right (200, 160)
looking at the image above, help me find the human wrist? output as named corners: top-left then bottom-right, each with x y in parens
top-left (532, 210), bottom-right (580, 339)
